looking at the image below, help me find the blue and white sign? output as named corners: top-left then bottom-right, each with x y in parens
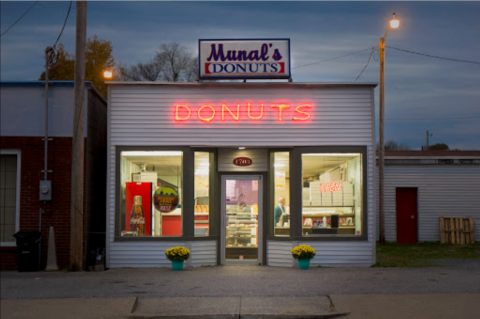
top-left (199, 39), bottom-right (291, 80)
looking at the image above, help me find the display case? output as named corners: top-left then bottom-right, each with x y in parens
top-left (302, 206), bottom-right (355, 235)
top-left (225, 204), bottom-right (258, 259)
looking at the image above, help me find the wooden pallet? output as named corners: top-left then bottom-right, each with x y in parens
top-left (440, 217), bottom-right (475, 244)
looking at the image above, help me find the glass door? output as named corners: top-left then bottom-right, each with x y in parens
top-left (221, 175), bottom-right (262, 265)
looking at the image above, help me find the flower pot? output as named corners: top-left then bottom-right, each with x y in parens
top-left (298, 259), bottom-right (311, 270)
top-left (172, 260), bottom-right (184, 271)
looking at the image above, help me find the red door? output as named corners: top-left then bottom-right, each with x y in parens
top-left (396, 188), bottom-right (418, 243)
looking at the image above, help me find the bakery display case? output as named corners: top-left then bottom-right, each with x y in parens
top-left (225, 204), bottom-right (258, 260)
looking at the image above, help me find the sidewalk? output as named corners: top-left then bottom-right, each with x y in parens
top-left (2, 294), bottom-right (480, 318)
top-left (2, 266), bottom-right (480, 318)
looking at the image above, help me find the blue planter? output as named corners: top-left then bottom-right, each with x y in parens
top-left (172, 260), bottom-right (184, 271)
top-left (298, 259), bottom-right (311, 270)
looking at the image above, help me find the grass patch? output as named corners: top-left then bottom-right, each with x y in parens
top-left (375, 242), bottom-right (480, 267)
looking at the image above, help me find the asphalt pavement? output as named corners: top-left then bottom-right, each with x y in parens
top-left (2, 265), bottom-right (480, 299)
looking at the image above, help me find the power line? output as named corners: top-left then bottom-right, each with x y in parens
top-left (1, 2), bottom-right (39, 38)
top-left (386, 116), bottom-right (480, 121)
top-left (292, 47), bottom-right (372, 70)
top-left (53, 1), bottom-right (72, 49)
top-left (386, 46), bottom-right (480, 65)
top-left (354, 46), bottom-right (378, 82)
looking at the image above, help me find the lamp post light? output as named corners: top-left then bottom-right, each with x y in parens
top-left (379, 13), bottom-right (400, 244)
top-left (103, 68), bottom-right (124, 80)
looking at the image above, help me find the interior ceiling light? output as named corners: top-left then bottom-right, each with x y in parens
top-left (122, 151), bottom-right (182, 156)
top-left (238, 147), bottom-right (246, 150)
top-left (303, 153), bottom-right (360, 156)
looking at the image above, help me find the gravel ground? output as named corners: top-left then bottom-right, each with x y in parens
top-left (2, 265), bottom-right (480, 300)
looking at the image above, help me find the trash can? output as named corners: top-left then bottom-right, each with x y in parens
top-left (13, 231), bottom-right (41, 272)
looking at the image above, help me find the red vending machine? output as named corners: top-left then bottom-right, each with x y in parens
top-left (126, 182), bottom-right (152, 235)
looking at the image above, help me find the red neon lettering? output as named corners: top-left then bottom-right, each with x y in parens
top-left (247, 103), bottom-right (263, 120)
top-left (222, 104), bottom-right (240, 121)
top-left (319, 183), bottom-right (342, 192)
top-left (198, 105), bottom-right (215, 122)
top-left (175, 105), bottom-right (191, 121)
top-left (293, 104), bottom-right (312, 121)
top-left (271, 104), bottom-right (290, 121)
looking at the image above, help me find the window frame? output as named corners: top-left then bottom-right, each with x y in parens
top-left (192, 148), bottom-right (217, 237)
top-left (115, 146), bottom-right (195, 241)
top-left (268, 149), bottom-right (292, 237)
top-left (267, 146), bottom-right (368, 241)
top-left (0, 149), bottom-right (21, 246)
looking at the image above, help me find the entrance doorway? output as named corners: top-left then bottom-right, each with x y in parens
top-left (220, 175), bottom-right (263, 265)
top-left (396, 187), bottom-right (418, 243)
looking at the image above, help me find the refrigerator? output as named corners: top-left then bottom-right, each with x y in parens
top-left (125, 182), bottom-right (152, 236)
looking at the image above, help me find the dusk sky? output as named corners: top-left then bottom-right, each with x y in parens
top-left (1, 1), bottom-right (479, 150)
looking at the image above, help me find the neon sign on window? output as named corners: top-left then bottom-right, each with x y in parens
top-left (174, 103), bottom-right (312, 122)
top-left (319, 183), bottom-right (342, 192)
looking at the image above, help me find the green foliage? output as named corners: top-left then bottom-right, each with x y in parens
top-left (429, 143), bottom-right (449, 150)
top-left (38, 36), bottom-right (114, 98)
top-left (376, 242), bottom-right (480, 267)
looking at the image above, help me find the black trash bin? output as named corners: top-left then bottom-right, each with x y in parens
top-left (13, 231), bottom-right (41, 272)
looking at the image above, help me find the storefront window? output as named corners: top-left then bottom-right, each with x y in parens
top-left (194, 152), bottom-right (210, 236)
top-left (302, 153), bottom-right (362, 236)
top-left (273, 152), bottom-right (290, 236)
top-left (119, 151), bottom-right (183, 237)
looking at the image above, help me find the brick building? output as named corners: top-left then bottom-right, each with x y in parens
top-left (0, 81), bottom-right (107, 270)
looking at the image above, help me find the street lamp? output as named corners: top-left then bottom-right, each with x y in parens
top-left (103, 68), bottom-right (124, 80)
top-left (379, 13), bottom-right (400, 244)
top-left (103, 70), bottom-right (113, 79)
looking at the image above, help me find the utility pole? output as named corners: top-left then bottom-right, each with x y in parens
top-left (378, 36), bottom-right (386, 244)
top-left (426, 130), bottom-right (429, 151)
top-left (378, 13), bottom-right (399, 245)
top-left (70, 1), bottom-right (87, 271)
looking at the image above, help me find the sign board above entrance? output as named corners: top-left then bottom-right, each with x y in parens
top-left (233, 157), bottom-right (253, 167)
top-left (199, 39), bottom-right (291, 80)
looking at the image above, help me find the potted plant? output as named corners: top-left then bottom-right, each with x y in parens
top-left (165, 246), bottom-right (190, 271)
top-left (291, 245), bottom-right (316, 270)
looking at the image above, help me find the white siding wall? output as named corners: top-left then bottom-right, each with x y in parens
top-left (268, 241), bottom-right (374, 267)
top-left (376, 165), bottom-right (480, 242)
top-left (107, 83), bottom-right (376, 268)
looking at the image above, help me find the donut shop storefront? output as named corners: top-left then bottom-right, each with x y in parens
top-left (106, 39), bottom-right (377, 268)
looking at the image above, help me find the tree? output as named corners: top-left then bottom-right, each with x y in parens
top-left (122, 42), bottom-right (198, 82)
top-left (39, 44), bottom-right (75, 81)
top-left (429, 143), bottom-right (449, 151)
top-left (39, 35), bottom-right (115, 97)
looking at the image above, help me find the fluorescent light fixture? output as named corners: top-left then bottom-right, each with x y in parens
top-left (199, 163), bottom-right (210, 167)
top-left (238, 147), bottom-right (246, 150)
top-left (122, 151), bottom-right (182, 156)
top-left (274, 164), bottom-right (285, 168)
top-left (303, 153), bottom-right (360, 156)
top-left (195, 169), bottom-right (209, 175)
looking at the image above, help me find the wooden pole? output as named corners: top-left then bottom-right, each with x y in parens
top-left (70, 1), bottom-right (87, 271)
top-left (378, 36), bottom-right (386, 244)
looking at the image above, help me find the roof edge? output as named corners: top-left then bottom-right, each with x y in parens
top-left (1, 81), bottom-right (92, 87)
top-left (105, 81), bottom-right (378, 87)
